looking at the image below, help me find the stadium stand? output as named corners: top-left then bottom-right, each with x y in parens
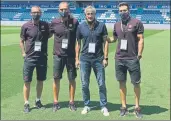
top-left (1, 1), bottom-right (170, 24)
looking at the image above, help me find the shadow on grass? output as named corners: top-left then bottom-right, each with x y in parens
top-left (29, 101), bottom-right (169, 115)
top-left (129, 105), bottom-right (169, 115)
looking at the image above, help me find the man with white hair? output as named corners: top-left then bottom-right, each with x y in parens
top-left (75, 5), bottom-right (110, 116)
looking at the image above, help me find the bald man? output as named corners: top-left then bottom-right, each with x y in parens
top-left (20, 6), bottom-right (51, 113)
top-left (49, 2), bottom-right (79, 112)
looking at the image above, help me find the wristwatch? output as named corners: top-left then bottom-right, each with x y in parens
top-left (137, 55), bottom-right (142, 60)
top-left (104, 58), bottom-right (108, 61)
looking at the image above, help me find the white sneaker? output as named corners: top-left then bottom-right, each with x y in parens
top-left (101, 107), bottom-right (109, 116)
top-left (81, 106), bottom-right (90, 114)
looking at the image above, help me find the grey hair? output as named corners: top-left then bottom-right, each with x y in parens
top-left (84, 6), bottom-right (96, 14)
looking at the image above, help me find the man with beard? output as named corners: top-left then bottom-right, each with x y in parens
top-left (108, 2), bottom-right (144, 118)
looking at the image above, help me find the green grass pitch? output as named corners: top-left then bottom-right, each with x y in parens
top-left (1, 26), bottom-right (170, 120)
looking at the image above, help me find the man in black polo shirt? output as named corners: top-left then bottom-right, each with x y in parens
top-left (75, 6), bottom-right (109, 116)
top-left (20, 6), bottom-right (51, 113)
top-left (108, 2), bottom-right (144, 118)
top-left (50, 2), bottom-right (79, 112)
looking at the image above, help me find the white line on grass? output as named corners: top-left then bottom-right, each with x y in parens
top-left (1, 43), bottom-right (19, 47)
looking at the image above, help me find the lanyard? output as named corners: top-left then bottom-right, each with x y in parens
top-left (121, 22), bottom-right (128, 38)
top-left (36, 23), bottom-right (44, 42)
top-left (61, 17), bottom-right (71, 39)
top-left (90, 30), bottom-right (94, 43)
top-left (35, 23), bottom-right (40, 42)
top-left (88, 22), bottom-right (95, 43)
top-left (88, 26), bottom-right (94, 43)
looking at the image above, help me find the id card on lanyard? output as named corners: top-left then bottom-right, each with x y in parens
top-left (120, 39), bottom-right (127, 50)
top-left (34, 42), bottom-right (42, 51)
top-left (88, 43), bottom-right (95, 53)
top-left (62, 27), bottom-right (69, 49)
top-left (120, 22), bottom-right (128, 50)
top-left (88, 30), bottom-right (96, 53)
top-left (34, 24), bottom-right (42, 52)
top-left (62, 39), bottom-right (68, 49)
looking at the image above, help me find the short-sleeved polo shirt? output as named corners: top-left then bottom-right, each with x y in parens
top-left (76, 20), bottom-right (108, 59)
top-left (20, 20), bottom-right (50, 58)
top-left (113, 18), bottom-right (144, 60)
top-left (50, 17), bottom-right (79, 57)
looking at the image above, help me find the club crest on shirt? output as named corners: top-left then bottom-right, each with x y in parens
top-left (127, 24), bottom-right (133, 31)
top-left (69, 24), bottom-right (73, 27)
top-left (128, 24), bottom-right (132, 28)
top-left (41, 25), bottom-right (45, 31)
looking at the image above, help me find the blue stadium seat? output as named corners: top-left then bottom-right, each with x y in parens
top-left (1, 1), bottom-right (170, 23)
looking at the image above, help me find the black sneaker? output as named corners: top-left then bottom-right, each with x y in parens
top-left (24, 103), bottom-right (30, 113)
top-left (53, 103), bottom-right (61, 112)
top-left (35, 100), bottom-right (45, 109)
top-left (68, 102), bottom-right (77, 111)
top-left (120, 107), bottom-right (129, 117)
top-left (134, 107), bottom-right (143, 118)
